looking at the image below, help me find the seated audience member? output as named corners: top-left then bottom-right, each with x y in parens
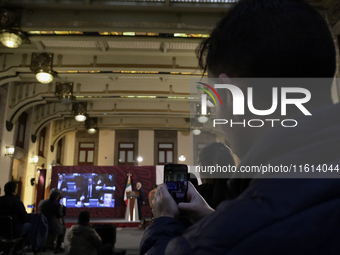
top-left (140, 0), bottom-right (340, 254)
top-left (67, 211), bottom-right (113, 255)
top-left (197, 142), bottom-right (235, 209)
top-left (0, 181), bottom-right (31, 238)
top-left (38, 188), bottom-right (65, 253)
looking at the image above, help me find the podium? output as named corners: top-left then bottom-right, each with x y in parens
top-left (125, 191), bottom-right (139, 221)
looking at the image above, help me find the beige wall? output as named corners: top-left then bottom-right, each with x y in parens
top-left (98, 129), bottom-right (115, 166)
top-left (138, 130), bottom-right (154, 166)
top-left (64, 132), bottom-right (76, 165)
top-left (177, 130), bottom-right (191, 165)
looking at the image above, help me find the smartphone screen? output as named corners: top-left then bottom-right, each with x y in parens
top-left (164, 164), bottom-right (188, 204)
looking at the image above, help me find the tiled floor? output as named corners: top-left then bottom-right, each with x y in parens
top-left (26, 228), bottom-right (144, 255)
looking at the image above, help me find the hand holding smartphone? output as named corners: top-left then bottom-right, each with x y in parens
top-left (164, 164), bottom-right (189, 204)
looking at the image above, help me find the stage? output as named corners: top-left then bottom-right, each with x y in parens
top-left (64, 217), bottom-right (151, 228)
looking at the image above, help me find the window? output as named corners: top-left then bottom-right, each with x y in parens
top-left (118, 143), bottom-right (135, 166)
top-left (56, 139), bottom-right (62, 164)
top-left (16, 112), bottom-right (27, 149)
top-left (158, 143), bottom-right (173, 165)
top-left (38, 127), bottom-right (46, 157)
top-left (78, 143), bottom-right (95, 166)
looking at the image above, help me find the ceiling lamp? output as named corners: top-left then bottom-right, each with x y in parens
top-left (192, 129), bottom-right (201, 135)
top-left (0, 9), bottom-right (27, 49)
top-left (0, 31), bottom-right (22, 48)
top-left (198, 115), bottom-right (209, 123)
top-left (72, 102), bottom-right (88, 122)
top-left (55, 82), bottom-right (75, 105)
top-left (85, 117), bottom-right (98, 134)
top-left (30, 52), bottom-right (55, 84)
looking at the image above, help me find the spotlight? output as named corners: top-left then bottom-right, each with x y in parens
top-left (85, 117), bottom-right (98, 134)
top-left (72, 102), bottom-right (87, 122)
top-left (192, 129), bottom-right (201, 135)
top-left (198, 115), bottom-right (209, 123)
top-left (30, 53), bottom-right (55, 84)
top-left (137, 156), bottom-right (143, 163)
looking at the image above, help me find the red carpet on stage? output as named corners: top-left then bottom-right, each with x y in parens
top-left (52, 166), bottom-right (156, 219)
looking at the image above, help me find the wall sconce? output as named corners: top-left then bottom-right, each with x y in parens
top-left (72, 102), bottom-right (87, 122)
top-left (85, 117), bottom-right (98, 134)
top-left (5, 145), bottom-right (15, 157)
top-left (0, 9), bottom-right (27, 48)
top-left (30, 52), bottom-right (55, 84)
top-left (55, 82), bottom-right (75, 105)
top-left (137, 156), bottom-right (143, 163)
top-left (30, 155), bottom-right (39, 165)
top-left (179, 155), bottom-right (186, 162)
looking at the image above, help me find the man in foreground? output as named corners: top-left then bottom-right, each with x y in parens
top-left (140, 0), bottom-right (340, 254)
top-left (0, 181), bottom-right (31, 238)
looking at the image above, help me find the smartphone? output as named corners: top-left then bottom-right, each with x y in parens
top-left (164, 164), bottom-right (188, 204)
top-left (27, 204), bottom-right (35, 208)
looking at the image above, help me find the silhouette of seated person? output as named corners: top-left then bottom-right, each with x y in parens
top-left (0, 181), bottom-right (32, 239)
top-left (67, 211), bottom-right (114, 255)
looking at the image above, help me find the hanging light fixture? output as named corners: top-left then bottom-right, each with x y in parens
top-left (55, 82), bottom-right (75, 105)
top-left (85, 117), bottom-right (98, 134)
top-left (72, 102), bottom-right (88, 122)
top-left (0, 31), bottom-right (22, 48)
top-left (197, 115), bottom-right (209, 123)
top-left (30, 53), bottom-right (55, 84)
top-left (192, 129), bottom-right (201, 135)
top-left (0, 9), bottom-right (27, 49)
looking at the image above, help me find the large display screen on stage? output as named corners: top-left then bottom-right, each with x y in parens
top-left (57, 173), bottom-right (116, 208)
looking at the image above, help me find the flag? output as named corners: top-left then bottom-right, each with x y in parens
top-left (124, 174), bottom-right (132, 206)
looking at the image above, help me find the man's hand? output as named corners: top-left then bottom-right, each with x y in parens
top-left (152, 184), bottom-right (179, 219)
top-left (178, 182), bottom-right (214, 223)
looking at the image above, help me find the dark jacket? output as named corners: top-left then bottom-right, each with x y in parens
top-left (0, 194), bottom-right (27, 237)
top-left (67, 223), bottom-right (102, 255)
top-left (140, 103), bottom-right (340, 255)
top-left (38, 198), bottom-right (63, 235)
top-left (137, 188), bottom-right (145, 208)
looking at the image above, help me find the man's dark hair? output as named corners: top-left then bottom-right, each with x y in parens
top-left (4, 181), bottom-right (17, 195)
top-left (199, 142), bottom-right (235, 167)
top-left (78, 211), bottom-right (90, 224)
top-left (197, 0), bottom-right (336, 78)
top-left (49, 188), bottom-right (61, 200)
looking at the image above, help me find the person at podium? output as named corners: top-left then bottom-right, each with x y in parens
top-left (136, 182), bottom-right (145, 221)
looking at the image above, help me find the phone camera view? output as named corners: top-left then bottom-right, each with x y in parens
top-left (164, 164), bottom-right (188, 204)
